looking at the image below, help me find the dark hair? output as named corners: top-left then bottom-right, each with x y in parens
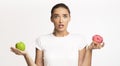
top-left (51, 3), bottom-right (70, 17)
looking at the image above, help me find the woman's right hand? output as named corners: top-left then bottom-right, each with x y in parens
top-left (10, 47), bottom-right (27, 56)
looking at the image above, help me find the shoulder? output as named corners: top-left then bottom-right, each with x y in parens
top-left (36, 33), bottom-right (53, 40)
top-left (67, 33), bottom-right (87, 44)
top-left (69, 33), bottom-right (86, 39)
top-left (35, 33), bottom-right (52, 46)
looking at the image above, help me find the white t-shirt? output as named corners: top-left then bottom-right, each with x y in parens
top-left (35, 33), bottom-right (87, 66)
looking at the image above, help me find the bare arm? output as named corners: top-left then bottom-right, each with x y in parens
top-left (24, 52), bottom-right (37, 66)
top-left (35, 48), bottom-right (44, 66)
top-left (78, 47), bottom-right (86, 66)
top-left (24, 48), bottom-right (44, 66)
top-left (82, 46), bottom-right (92, 66)
top-left (80, 42), bottom-right (104, 66)
top-left (11, 47), bottom-right (36, 66)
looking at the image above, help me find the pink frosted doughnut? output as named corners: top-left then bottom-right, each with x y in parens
top-left (92, 35), bottom-right (103, 43)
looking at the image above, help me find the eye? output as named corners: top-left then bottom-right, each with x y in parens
top-left (63, 14), bottom-right (68, 18)
top-left (53, 15), bottom-right (59, 19)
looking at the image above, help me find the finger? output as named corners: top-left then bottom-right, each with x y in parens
top-left (10, 47), bottom-right (20, 54)
top-left (90, 42), bottom-right (97, 49)
top-left (10, 47), bottom-right (16, 52)
top-left (90, 42), bottom-right (93, 45)
top-left (93, 43), bottom-right (101, 49)
top-left (101, 42), bottom-right (105, 48)
top-left (90, 42), bottom-right (101, 49)
top-left (93, 44), bottom-right (100, 49)
top-left (97, 42), bottom-right (105, 49)
top-left (90, 42), bottom-right (95, 49)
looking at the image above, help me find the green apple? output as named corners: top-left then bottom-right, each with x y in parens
top-left (15, 41), bottom-right (25, 51)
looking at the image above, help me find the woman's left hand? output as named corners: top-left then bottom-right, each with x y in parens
top-left (88, 41), bottom-right (105, 50)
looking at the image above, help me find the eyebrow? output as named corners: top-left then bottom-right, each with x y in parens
top-left (63, 14), bottom-right (68, 16)
top-left (53, 14), bottom-right (59, 16)
top-left (53, 13), bottom-right (69, 16)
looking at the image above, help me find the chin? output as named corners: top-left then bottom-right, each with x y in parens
top-left (57, 29), bottom-right (66, 32)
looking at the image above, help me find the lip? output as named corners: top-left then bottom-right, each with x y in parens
top-left (58, 24), bottom-right (64, 28)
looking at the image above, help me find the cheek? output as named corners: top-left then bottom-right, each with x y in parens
top-left (64, 22), bottom-right (69, 28)
top-left (51, 19), bottom-right (58, 24)
top-left (65, 18), bottom-right (70, 23)
top-left (65, 19), bottom-right (70, 25)
top-left (52, 19), bottom-right (59, 23)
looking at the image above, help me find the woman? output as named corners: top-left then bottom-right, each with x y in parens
top-left (11, 3), bottom-right (104, 66)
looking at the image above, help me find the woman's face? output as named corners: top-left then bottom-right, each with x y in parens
top-left (51, 7), bottom-right (70, 32)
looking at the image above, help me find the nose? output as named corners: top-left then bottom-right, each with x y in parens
top-left (59, 17), bottom-right (63, 23)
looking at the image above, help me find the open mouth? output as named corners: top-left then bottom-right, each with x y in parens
top-left (58, 24), bottom-right (64, 28)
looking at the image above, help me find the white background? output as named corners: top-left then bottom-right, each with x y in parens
top-left (0, 0), bottom-right (120, 66)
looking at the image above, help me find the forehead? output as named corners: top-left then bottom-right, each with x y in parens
top-left (52, 7), bottom-right (69, 15)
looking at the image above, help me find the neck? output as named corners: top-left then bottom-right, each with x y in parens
top-left (53, 30), bottom-right (69, 37)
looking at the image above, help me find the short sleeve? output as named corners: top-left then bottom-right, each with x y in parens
top-left (77, 34), bottom-right (88, 50)
top-left (79, 38), bottom-right (87, 50)
top-left (35, 37), bottom-right (43, 50)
